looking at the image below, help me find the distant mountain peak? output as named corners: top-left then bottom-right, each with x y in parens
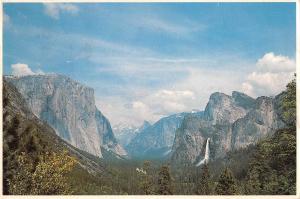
top-left (141, 120), bottom-right (151, 129)
top-left (209, 92), bottom-right (231, 99)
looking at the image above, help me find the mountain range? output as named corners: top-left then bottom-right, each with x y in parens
top-left (4, 74), bottom-right (285, 165)
top-left (113, 121), bottom-right (151, 147)
top-left (171, 91), bottom-right (284, 165)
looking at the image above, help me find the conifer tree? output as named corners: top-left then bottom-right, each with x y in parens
top-left (245, 77), bottom-right (296, 195)
top-left (281, 74), bottom-right (296, 127)
top-left (138, 161), bottom-right (155, 194)
top-left (157, 165), bottom-right (173, 195)
top-left (215, 167), bottom-right (238, 195)
top-left (195, 164), bottom-right (212, 194)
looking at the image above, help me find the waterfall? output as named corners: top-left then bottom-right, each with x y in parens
top-left (196, 138), bottom-right (210, 167)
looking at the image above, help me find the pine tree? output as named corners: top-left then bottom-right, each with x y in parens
top-left (195, 164), bottom-right (212, 194)
top-left (157, 165), bottom-right (173, 195)
top-left (215, 167), bottom-right (238, 195)
top-left (245, 144), bottom-right (274, 194)
top-left (138, 161), bottom-right (155, 194)
top-left (245, 77), bottom-right (296, 195)
top-left (281, 74), bottom-right (296, 127)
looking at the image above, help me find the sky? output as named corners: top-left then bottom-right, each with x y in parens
top-left (3, 3), bottom-right (296, 127)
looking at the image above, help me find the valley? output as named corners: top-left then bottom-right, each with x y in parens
top-left (3, 74), bottom-right (296, 195)
top-left (2, 2), bottom-right (297, 195)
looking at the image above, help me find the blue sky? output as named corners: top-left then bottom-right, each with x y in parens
top-left (3, 3), bottom-right (296, 127)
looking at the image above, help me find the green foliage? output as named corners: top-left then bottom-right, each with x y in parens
top-left (157, 165), bottom-right (173, 195)
top-left (195, 164), bottom-right (213, 194)
top-left (281, 74), bottom-right (296, 127)
top-left (245, 128), bottom-right (296, 194)
top-left (138, 161), bottom-right (156, 194)
top-left (8, 151), bottom-right (77, 195)
top-left (245, 77), bottom-right (296, 195)
top-left (215, 168), bottom-right (238, 195)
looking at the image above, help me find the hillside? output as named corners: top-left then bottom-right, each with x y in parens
top-left (3, 80), bottom-right (112, 194)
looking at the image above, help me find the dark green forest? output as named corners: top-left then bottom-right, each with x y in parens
top-left (3, 78), bottom-right (296, 195)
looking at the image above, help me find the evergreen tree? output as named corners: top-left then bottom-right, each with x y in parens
top-left (138, 161), bottom-right (155, 194)
top-left (157, 165), bottom-right (173, 195)
top-left (195, 164), bottom-right (213, 194)
top-left (215, 167), bottom-right (238, 195)
top-left (245, 77), bottom-right (296, 195)
top-left (281, 74), bottom-right (296, 127)
top-left (245, 142), bottom-right (276, 194)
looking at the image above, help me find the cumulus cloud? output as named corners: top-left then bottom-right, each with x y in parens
top-left (11, 63), bottom-right (44, 77)
top-left (96, 97), bottom-right (155, 127)
top-left (242, 52), bottom-right (295, 97)
top-left (171, 67), bottom-right (245, 110)
top-left (95, 59), bottom-right (248, 127)
top-left (98, 51), bottom-right (294, 128)
top-left (96, 89), bottom-right (197, 127)
top-left (44, 3), bottom-right (79, 19)
top-left (256, 52), bottom-right (295, 73)
top-left (147, 89), bottom-right (196, 115)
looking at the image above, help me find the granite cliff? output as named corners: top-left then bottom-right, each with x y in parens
top-left (5, 74), bottom-right (126, 158)
top-left (171, 91), bottom-right (284, 165)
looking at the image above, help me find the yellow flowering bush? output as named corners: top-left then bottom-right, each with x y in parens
top-left (8, 150), bottom-right (77, 195)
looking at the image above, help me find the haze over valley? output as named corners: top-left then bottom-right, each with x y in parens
top-left (3, 2), bottom-right (296, 195)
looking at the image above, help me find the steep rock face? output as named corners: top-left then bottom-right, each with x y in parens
top-left (204, 92), bottom-right (251, 124)
top-left (5, 74), bottom-right (126, 157)
top-left (126, 113), bottom-right (187, 158)
top-left (171, 114), bottom-right (233, 165)
top-left (171, 115), bottom-right (209, 165)
top-left (231, 96), bottom-right (285, 149)
top-left (171, 91), bottom-right (284, 165)
top-left (232, 91), bottom-right (256, 110)
top-left (3, 80), bottom-right (109, 177)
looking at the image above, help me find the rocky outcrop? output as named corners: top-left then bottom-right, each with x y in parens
top-left (203, 92), bottom-right (252, 124)
top-left (231, 96), bottom-right (285, 149)
top-left (5, 74), bottom-right (126, 157)
top-left (171, 114), bottom-right (233, 165)
top-left (3, 79), bottom-right (109, 176)
top-left (171, 91), bottom-right (284, 165)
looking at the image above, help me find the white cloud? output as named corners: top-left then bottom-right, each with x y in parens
top-left (96, 66), bottom-right (245, 128)
top-left (95, 57), bottom-right (249, 127)
top-left (44, 3), bottom-right (79, 19)
top-left (10, 25), bottom-right (292, 127)
top-left (171, 67), bottom-right (245, 110)
top-left (11, 63), bottom-right (44, 77)
top-left (96, 97), bottom-right (155, 127)
top-left (144, 89), bottom-right (196, 116)
top-left (256, 52), bottom-right (295, 73)
top-left (95, 89), bottom-right (197, 127)
top-left (242, 52), bottom-right (295, 97)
